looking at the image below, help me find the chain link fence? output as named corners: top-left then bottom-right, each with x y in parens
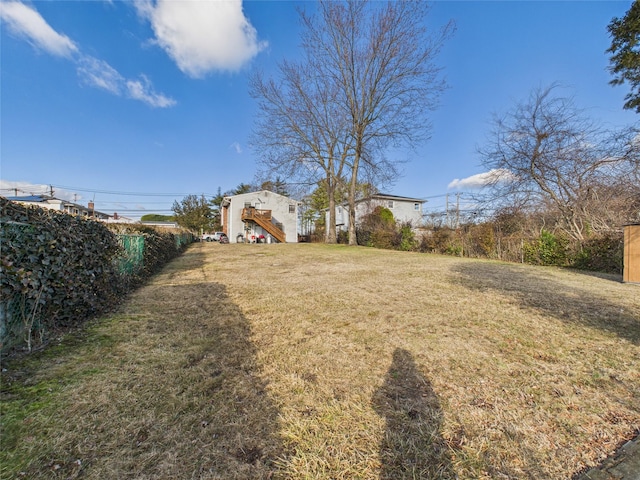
top-left (117, 234), bottom-right (145, 275)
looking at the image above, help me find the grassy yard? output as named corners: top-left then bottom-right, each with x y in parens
top-left (1, 242), bottom-right (639, 479)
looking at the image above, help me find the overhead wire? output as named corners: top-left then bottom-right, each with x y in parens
top-left (52, 184), bottom-right (218, 197)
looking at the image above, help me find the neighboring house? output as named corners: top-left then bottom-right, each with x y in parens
top-left (139, 220), bottom-right (179, 228)
top-left (6, 195), bottom-right (111, 220)
top-left (221, 190), bottom-right (300, 243)
top-left (106, 213), bottom-right (137, 224)
top-left (328, 193), bottom-right (426, 233)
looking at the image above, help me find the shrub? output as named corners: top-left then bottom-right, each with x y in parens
top-left (357, 206), bottom-right (396, 249)
top-left (392, 222), bottom-right (416, 251)
top-left (419, 228), bottom-right (455, 254)
top-left (523, 230), bottom-right (568, 266)
top-left (466, 223), bottom-right (496, 258)
top-left (571, 233), bottom-right (624, 274)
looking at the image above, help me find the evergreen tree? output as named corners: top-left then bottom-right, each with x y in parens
top-left (607, 1), bottom-right (640, 112)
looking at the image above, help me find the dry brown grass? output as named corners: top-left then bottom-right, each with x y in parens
top-left (2, 242), bottom-right (639, 479)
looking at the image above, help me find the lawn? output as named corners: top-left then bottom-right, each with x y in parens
top-left (1, 242), bottom-right (639, 479)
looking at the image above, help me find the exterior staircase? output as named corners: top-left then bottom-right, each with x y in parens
top-left (241, 208), bottom-right (286, 243)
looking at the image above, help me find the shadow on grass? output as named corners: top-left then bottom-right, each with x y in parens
top-left (154, 242), bottom-right (208, 279)
top-left (452, 262), bottom-right (640, 345)
top-left (372, 348), bottom-right (455, 479)
top-left (1, 281), bottom-right (285, 479)
top-left (103, 281), bottom-right (286, 479)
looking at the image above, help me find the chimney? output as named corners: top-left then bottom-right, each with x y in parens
top-left (88, 201), bottom-right (95, 217)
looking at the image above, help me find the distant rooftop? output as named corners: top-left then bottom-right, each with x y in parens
top-left (5, 195), bottom-right (52, 203)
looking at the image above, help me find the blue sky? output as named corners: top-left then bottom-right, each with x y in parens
top-left (1, 0), bottom-right (637, 219)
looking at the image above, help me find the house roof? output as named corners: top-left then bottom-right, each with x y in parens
top-left (324, 193), bottom-right (426, 211)
top-left (5, 195), bottom-right (52, 203)
top-left (361, 193), bottom-right (426, 204)
top-left (7, 195), bottom-right (111, 219)
top-left (140, 221), bottom-right (179, 227)
top-left (221, 189), bottom-right (300, 206)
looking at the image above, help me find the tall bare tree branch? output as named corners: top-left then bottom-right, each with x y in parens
top-left (252, 1), bottom-right (453, 244)
top-left (479, 85), bottom-right (640, 242)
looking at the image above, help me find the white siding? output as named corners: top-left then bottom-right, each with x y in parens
top-left (223, 190), bottom-right (299, 243)
top-left (327, 195), bottom-right (424, 232)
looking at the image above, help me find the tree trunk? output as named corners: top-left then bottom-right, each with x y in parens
top-left (348, 152), bottom-right (360, 246)
top-left (326, 177), bottom-right (337, 244)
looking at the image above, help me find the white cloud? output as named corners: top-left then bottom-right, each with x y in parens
top-left (126, 75), bottom-right (177, 108)
top-left (448, 169), bottom-right (517, 190)
top-left (76, 56), bottom-right (176, 107)
top-left (136, 0), bottom-right (267, 77)
top-left (0, 0), bottom-right (78, 58)
top-left (0, 180), bottom-right (78, 202)
top-left (2, 1), bottom-right (175, 108)
top-left (230, 142), bottom-right (243, 154)
top-left (77, 55), bottom-right (124, 95)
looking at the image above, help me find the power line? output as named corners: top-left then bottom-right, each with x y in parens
top-left (422, 193), bottom-right (449, 199)
top-left (93, 201), bottom-right (177, 205)
top-left (52, 184), bottom-right (217, 197)
top-left (0, 187), bottom-right (50, 195)
top-left (2, 185), bottom-right (214, 199)
top-left (107, 210), bottom-right (175, 213)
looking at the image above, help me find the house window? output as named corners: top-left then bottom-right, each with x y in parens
top-left (414, 203), bottom-right (420, 211)
top-left (387, 200), bottom-right (394, 209)
top-left (289, 204), bottom-right (295, 213)
top-left (244, 202), bottom-right (252, 209)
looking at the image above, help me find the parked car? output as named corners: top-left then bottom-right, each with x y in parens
top-left (202, 232), bottom-right (225, 242)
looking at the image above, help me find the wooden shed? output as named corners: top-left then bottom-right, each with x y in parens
top-left (623, 224), bottom-right (640, 283)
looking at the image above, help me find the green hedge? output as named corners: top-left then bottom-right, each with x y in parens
top-left (571, 233), bottom-right (624, 274)
top-left (108, 224), bottom-right (194, 288)
top-left (523, 230), bottom-right (569, 267)
top-left (0, 198), bottom-right (193, 355)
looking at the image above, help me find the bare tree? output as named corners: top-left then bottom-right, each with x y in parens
top-left (301, 1), bottom-right (453, 245)
top-left (250, 56), bottom-right (352, 243)
top-left (479, 85), bottom-right (639, 242)
top-left (251, 1), bottom-right (452, 245)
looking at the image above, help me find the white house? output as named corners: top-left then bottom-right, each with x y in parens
top-left (139, 220), bottom-right (179, 228)
top-left (221, 190), bottom-right (301, 243)
top-left (328, 193), bottom-right (426, 233)
top-left (6, 195), bottom-right (111, 220)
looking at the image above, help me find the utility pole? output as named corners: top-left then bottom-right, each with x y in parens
top-left (49, 185), bottom-right (54, 197)
top-left (445, 193), bottom-right (449, 228)
top-left (455, 192), bottom-right (461, 229)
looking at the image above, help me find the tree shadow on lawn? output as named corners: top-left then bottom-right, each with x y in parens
top-left (372, 348), bottom-right (456, 479)
top-left (155, 242), bottom-right (208, 278)
top-left (108, 281), bottom-right (287, 479)
top-left (4, 281), bottom-right (286, 479)
top-left (451, 262), bottom-right (640, 345)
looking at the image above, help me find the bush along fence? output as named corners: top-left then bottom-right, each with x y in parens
top-left (414, 226), bottom-right (624, 274)
top-left (352, 206), bottom-right (624, 275)
top-left (0, 198), bottom-right (194, 355)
